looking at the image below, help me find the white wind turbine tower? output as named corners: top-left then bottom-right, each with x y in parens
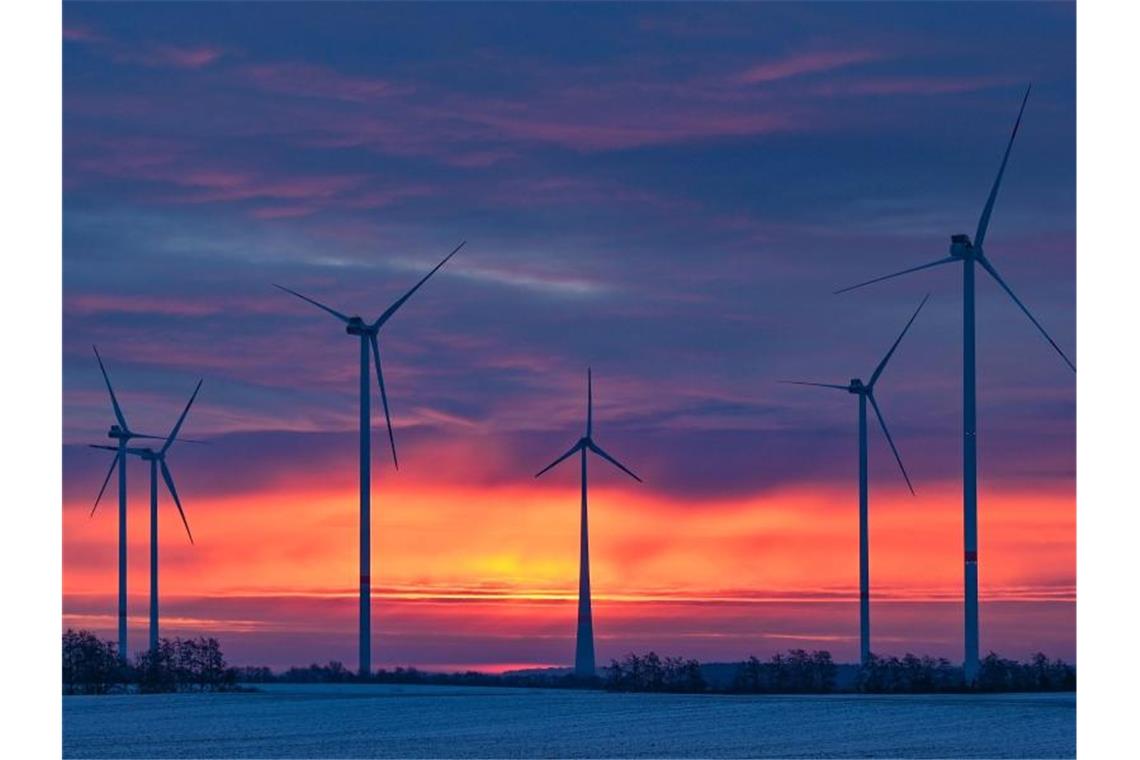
top-left (90, 346), bottom-right (188, 662)
top-left (275, 241), bottom-right (465, 676)
top-left (835, 86), bottom-right (1075, 681)
top-left (782, 294), bottom-right (928, 666)
top-left (535, 369), bottom-right (642, 678)
top-left (92, 380), bottom-right (202, 653)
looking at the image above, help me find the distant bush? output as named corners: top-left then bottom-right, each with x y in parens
top-left (856, 653), bottom-right (961, 693)
top-left (230, 665), bottom-right (275, 683)
top-left (136, 636), bottom-right (234, 693)
top-left (976, 652), bottom-right (1075, 692)
top-left (62, 630), bottom-right (238, 694)
top-left (62, 629), bottom-right (125, 694)
top-left (605, 652), bottom-right (706, 693)
top-left (279, 660), bottom-right (355, 683)
top-left (730, 649), bottom-right (837, 693)
top-left (855, 651), bottom-right (1075, 693)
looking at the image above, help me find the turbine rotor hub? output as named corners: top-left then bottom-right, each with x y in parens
top-left (848, 379), bottom-right (866, 394)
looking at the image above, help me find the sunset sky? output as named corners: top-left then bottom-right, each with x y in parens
top-left (62, 2), bottom-right (1075, 671)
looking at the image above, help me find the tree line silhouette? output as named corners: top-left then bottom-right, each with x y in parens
top-left (603, 649), bottom-right (1074, 694)
top-left (853, 652), bottom-right (1074, 693)
top-left (229, 661), bottom-right (601, 689)
top-left (64, 630), bottom-right (1074, 695)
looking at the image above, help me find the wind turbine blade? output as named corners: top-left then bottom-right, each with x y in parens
top-left (586, 367), bottom-right (593, 438)
top-left (91, 455), bottom-right (118, 517)
top-left (369, 334), bottom-right (399, 470)
top-left (978, 256), bottom-right (1075, 372)
top-left (535, 440), bottom-right (585, 478)
top-left (90, 443), bottom-right (147, 456)
top-left (587, 441), bottom-right (642, 483)
top-left (778, 380), bottom-right (849, 391)
top-left (160, 461), bottom-right (194, 544)
top-left (92, 346), bottom-right (129, 430)
top-left (975, 85), bottom-right (1031, 248)
top-left (273, 284), bottom-right (351, 323)
top-left (372, 241), bottom-right (466, 329)
top-left (133, 434), bottom-right (209, 445)
top-left (161, 380), bottom-right (203, 455)
top-left (869, 293), bottom-right (930, 388)
top-left (868, 393), bottom-right (915, 496)
top-left (834, 258), bottom-right (956, 295)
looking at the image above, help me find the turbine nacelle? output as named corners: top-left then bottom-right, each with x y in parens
top-left (107, 424), bottom-right (130, 440)
top-left (535, 370), bottom-right (642, 483)
top-left (950, 234), bottom-right (977, 259)
top-left (345, 318), bottom-right (376, 336)
top-left (848, 379), bottom-right (866, 394)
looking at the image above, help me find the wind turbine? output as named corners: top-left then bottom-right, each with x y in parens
top-left (834, 86), bottom-right (1075, 681)
top-left (275, 241), bottom-right (465, 676)
top-left (535, 369), bottom-right (642, 678)
top-left (782, 294), bottom-right (928, 666)
top-left (92, 380), bottom-right (202, 653)
top-left (90, 346), bottom-right (183, 663)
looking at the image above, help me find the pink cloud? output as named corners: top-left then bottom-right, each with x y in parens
top-left (824, 75), bottom-right (1013, 96)
top-left (738, 49), bottom-right (883, 84)
top-left (250, 205), bottom-right (321, 220)
top-left (67, 294), bottom-right (223, 318)
top-left (146, 44), bottom-right (225, 70)
top-left (443, 148), bottom-right (519, 168)
top-left (62, 19), bottom-right (223, 68)
top-left (458, 104), bottom-right (795, 152)
top-left (170, 170), bottom-right (365, 204)
top-left (241, 62), bottom-right (410, 103)
top-left (68, 138), bottom-right (364, 207)
top-left (63, 24), bottom-right (106, 44)
top-left (344, 185), bottom-right (439, 210)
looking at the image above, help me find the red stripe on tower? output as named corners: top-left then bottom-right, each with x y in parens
top-left (965, 551), bottom-right (978, 562)
top-left (360, 575), bottom-right (370, 584)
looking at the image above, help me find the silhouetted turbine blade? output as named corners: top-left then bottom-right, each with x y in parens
top-left (869, 293), bottom-right (930, 388)
top-left (834, 257), bottom-right (955, 295)
top-left (535, 440), bottom-right (585, 478)
top-left (273, 284), bottom-right (351, 323)
top-left (975, 85), bottom-right (1031, 248)
top-left (133, 433), bottom-right (208, 445)
top-left (91, 454), bottom-right (118, 517)
top-left (93, 346), bottom-right (129, 431)
top-left (977, 256), bottom-right (1075, 372)
top-left (868, 393), bottom-right (915, 496)
top-left (162, 380), bottom-right (203, 455)
top-left (369, 334), bottom-right (399, 470)
top-left (161, 461), bottom-right (194, 544)
top-left (372, 241), bottom-right (466, 329)
top-left (587, 441), bottom-right (642, 483)
top-left (779, 380), bottom-right (849, 391)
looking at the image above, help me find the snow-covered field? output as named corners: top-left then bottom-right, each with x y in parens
top-left (63, 683), bottom-right (1075, 758)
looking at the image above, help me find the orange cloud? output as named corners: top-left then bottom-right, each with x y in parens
top-left (64, 474), bottom-right (1073, 668)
